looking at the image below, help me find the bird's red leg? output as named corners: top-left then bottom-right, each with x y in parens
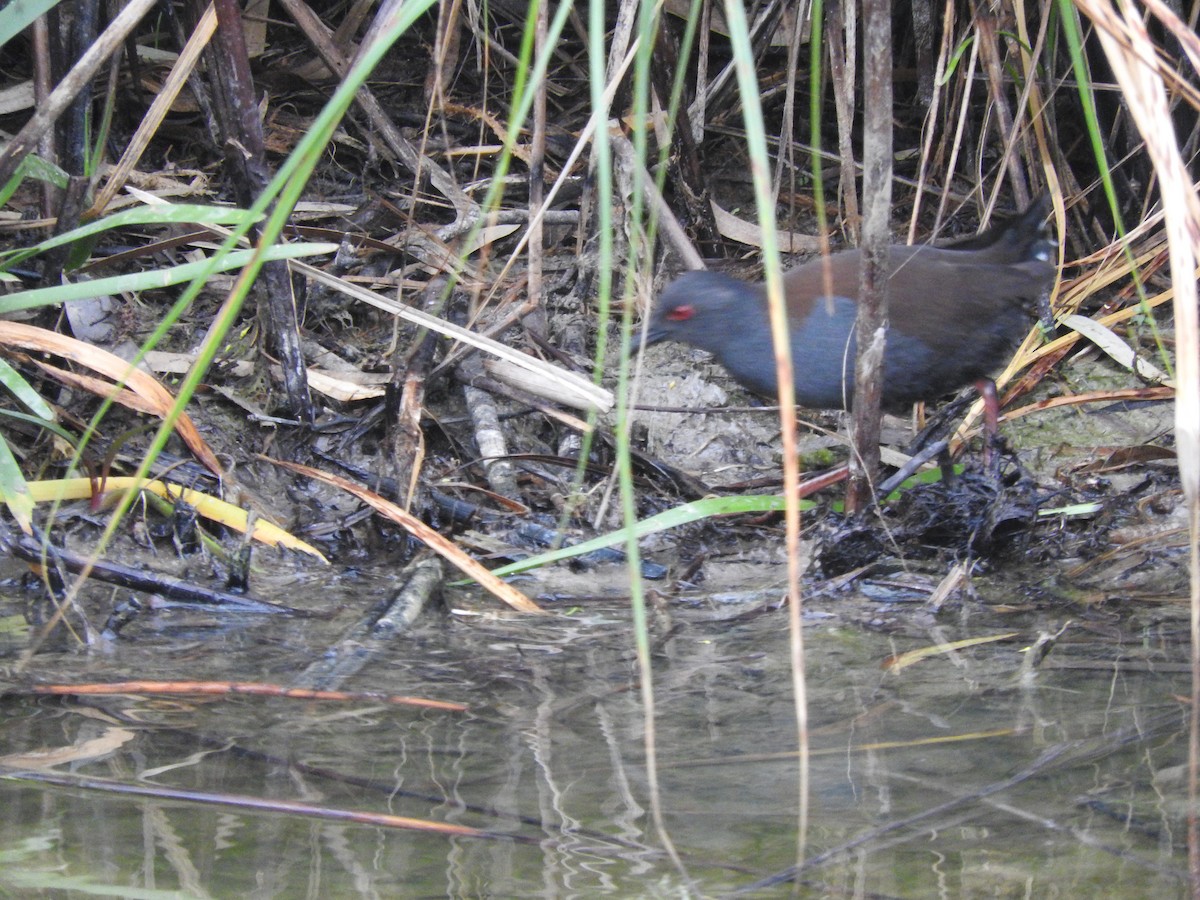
top-left (975, 377), bottom-right (1001, 468)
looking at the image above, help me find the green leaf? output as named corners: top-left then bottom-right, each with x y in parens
top-left (0, 436), bottom-right (34, 533)
top-left (0, 204), bottom-right (264, 272)
top-left (0, 356), bottom-right (55, 420)
top-left (0, 0), bottom-right (63, 52)
top-left (488, 495), bottom-right (811, 577)
top-left (0, 243), bottom-right (337, 315)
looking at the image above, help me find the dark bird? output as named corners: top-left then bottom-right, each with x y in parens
top-left (644, 197), bottom-right (1057, 416)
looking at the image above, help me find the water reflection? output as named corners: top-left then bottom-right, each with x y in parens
top-left (0, 570), bottom-right (1191, 897)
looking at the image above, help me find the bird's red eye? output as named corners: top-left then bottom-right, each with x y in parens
top-left (665, 304), bottom-right (695, 322)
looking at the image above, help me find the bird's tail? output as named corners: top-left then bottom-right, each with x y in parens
top-left (945, 195), bottom-right (1055, 265)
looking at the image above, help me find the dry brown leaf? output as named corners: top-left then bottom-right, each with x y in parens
top-left (0, 321), bottom-right (222, 475)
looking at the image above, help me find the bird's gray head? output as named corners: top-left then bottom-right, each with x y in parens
top-left (643, 271), bottom-right (756, 354)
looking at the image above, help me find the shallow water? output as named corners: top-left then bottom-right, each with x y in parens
top-left (0, 552), bottom-right (1191, 898)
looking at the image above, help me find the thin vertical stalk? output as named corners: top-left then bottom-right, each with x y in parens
top-left (609, 0), bottom-right (692, 884)
top-left (848, 0), bottom-right (892, 510)
top-left (723, 0), bottom-right (809, 868)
